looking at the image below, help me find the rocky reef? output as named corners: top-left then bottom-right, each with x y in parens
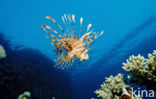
top-left (0, 33), bottom-right (72, 99)
top-left (122, 50), bottom-right (156, 90)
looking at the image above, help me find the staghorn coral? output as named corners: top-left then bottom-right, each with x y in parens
top-left (94, 74), bottom-right (131, 99)
top-left (122, 50), bottom-right (156, 89)
top-left (0, 45), bottom-right (6, 59)
top-left (18, 91), bottom-right (31, 99)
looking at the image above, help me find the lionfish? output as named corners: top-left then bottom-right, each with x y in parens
top-left (42, 14), bottom-right (103, 69)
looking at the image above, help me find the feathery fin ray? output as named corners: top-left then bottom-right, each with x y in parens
top-left (46, 16), bottom-right (67, 38)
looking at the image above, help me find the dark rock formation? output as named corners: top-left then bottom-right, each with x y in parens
top-left (0, 33), bottom-right (72, 99)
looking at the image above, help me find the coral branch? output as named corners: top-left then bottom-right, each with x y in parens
top-left (94, 74), bottom-right (131, 99)
top-left (0, 45), bottom-right (6, 59)
top-left (122, 50), bottom-right (156, 89)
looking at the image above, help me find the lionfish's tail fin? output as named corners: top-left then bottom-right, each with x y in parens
top-left (46, 16), bottom-right (67, 38)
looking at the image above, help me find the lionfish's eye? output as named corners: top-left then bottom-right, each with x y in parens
top-left (82, 49), bottom-right (85, 52)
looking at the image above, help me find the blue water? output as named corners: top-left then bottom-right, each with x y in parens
top-left (0, 0), bottom-right (156, 99)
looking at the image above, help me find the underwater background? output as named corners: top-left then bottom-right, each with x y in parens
top-left (0, 0), bottom-right (156, 99)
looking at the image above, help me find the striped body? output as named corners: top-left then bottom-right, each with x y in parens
top-left (60, 38), bottom-right (82, 51)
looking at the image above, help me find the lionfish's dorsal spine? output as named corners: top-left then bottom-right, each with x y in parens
top-left (62, 14), bottom-right (77, 39)
top-left (62, 14), bottom-right (71, 38)
top-left (71, 14), bottom-right (77, 39)
top-left (77, 17), bottom-right (83, 40)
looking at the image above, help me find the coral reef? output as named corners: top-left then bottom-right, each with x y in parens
top-left (94, 74), bottom-right (131, 99)
top-left (18, 91), bottom-right (31, 99)
top-left (122, 50), bottom-right (156, 90)
top-left (52, 97), bottom-right (55, 99)
top-left (94, 74), bottom-right (142, 99)
top-left (94, 50), bottom-right (156, 99)
top-left (0, 45), bottom-right (6, 59)
top-left (17, 91), bottom-right (57, 99)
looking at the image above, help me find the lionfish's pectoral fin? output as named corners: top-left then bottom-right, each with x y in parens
top-left (46, 16), bottom-right (67, 38)
top-left (53, 48), bottom-right (60, 55)
top-left (42, 25), bottom-right (63, 39)
top-left (65, 57), bottom-right (74, 69)
top-left (80, 31), bottom-right (92, 41)
top-left (86, 30), bottom-right (104, 44)
top-left (62, 57), bottom-right (74, 69)
top-left (41, 25), bottom-right (59, 40)
top-left (54, 54), bottom-right (74, 69)
top-left (45, 36), bottom-right (58, 44)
